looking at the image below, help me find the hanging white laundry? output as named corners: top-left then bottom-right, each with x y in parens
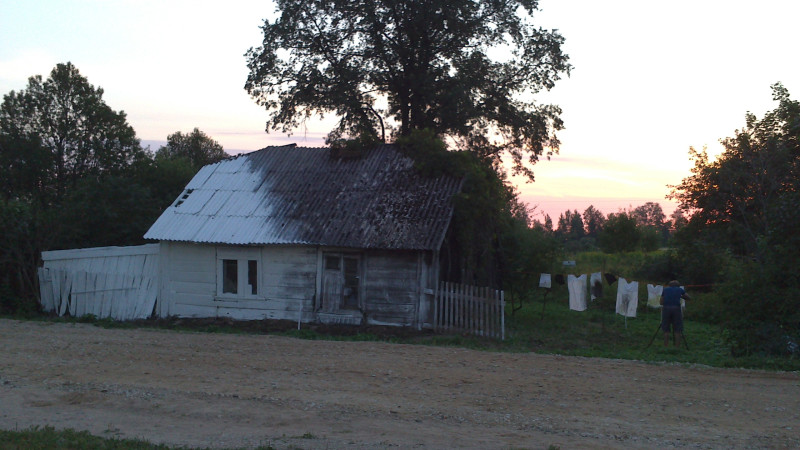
top-left (539, 273), bottom-right (551, 289)
top-left (615, 278), bottom-right (639, 317)
top-left (567, 274), bottom-right (588, 311)
top-left (590, 272), bottom-right (603, 301)
top-left (681, 286), bottom-right (686, 313)
top-left (647, 284), bottom-right (663, 308)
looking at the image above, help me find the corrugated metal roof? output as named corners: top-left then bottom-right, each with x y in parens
top-left (144, 144), bottom-right (462, 250)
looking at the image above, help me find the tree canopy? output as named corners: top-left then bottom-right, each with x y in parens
top-left (670, 83), bottom-right (800, 259)
top-left (670, 83), bottom-right (800, 355)
top-left (245, 0), bottom-right (570, 179)
top-left (0, 62), bottom-right (145, 203)
top-left (155, 127), bottom-right (227, 169)
top-left (0, 63), bottom-right (197, 313)
top-left (597, 211), bottom-right (639, 253)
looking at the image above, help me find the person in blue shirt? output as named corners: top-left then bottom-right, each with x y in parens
top-left (660, 280), bottom-right (690, 347)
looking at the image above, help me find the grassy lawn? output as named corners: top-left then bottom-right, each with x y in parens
top-left (0, 426), bottom-right (176, 450)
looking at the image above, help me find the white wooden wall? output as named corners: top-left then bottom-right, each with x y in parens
top-left (38, 242), bottom-right (436, 328)
top-left (38, 244), bottom-right (160, 320)
top-left (160, 242), bottom-right (317, 321)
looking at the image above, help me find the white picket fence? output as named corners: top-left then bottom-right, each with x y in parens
top-left (433, 282), bottom-right (505, 340)
top-left (38, 244), bottom-right (160, 320)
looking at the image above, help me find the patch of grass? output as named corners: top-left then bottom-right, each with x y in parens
top-left (0, 426), bottom-right (279, 450)
top-left (504, 288), bottom-right (799, 371)
top-left (0, 426), bottom-right (171, 449)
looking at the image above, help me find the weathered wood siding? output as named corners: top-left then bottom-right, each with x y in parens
top-left (159, 242), bottom-right (216, 317)
top-left (362, 250), bottom-right (422, 326)
top-left (39, 244), bottom-right (160, 320)
top-left (161, 242), bottom-right (316, 321)
top-left (216, 246), bottom-right (317, 321)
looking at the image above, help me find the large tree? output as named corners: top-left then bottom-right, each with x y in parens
top-left (0, 62), bottom-right (144, 203)
top-left (670, 84), bottom-right (800, 355)
top-left (582, 205), bottom-right (605, 238)
top-left (670, 83), bottom-right (800, 259)
top-left (245, 0), bottom-right (570, 179)
top-left (631, 202), bottom-right (666, 229)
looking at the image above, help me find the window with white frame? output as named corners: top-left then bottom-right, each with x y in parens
top-left (217, 247), bottom-right (261, 299)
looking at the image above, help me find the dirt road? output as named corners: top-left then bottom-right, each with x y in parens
top-left (1, 319), bottom-right (798, 449)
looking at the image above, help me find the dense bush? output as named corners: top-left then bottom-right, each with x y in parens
top-left (670, 84), bottom-right (800, 356)
top-left (717, 257), bottom-right (800, 356)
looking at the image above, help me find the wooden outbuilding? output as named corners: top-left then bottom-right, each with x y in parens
top-left (143, 144), bottom-right (462, 328)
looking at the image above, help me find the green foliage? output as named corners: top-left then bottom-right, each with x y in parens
top-left (327, 132), bottom-right (381, 159)
top-left (582, 205), bottom-right (605, 238)
top-left (0, 425), bottom-right (174, 449)
top-left (672, 84), bottom-right (800, 355)
top-left (502, 217), bottom-right (560, 302)
top-left (133, 155), bottom-right (197, 211)
top-left (716, 257), bottom-right (800, 357)
top-left (504, 293), bottom-right (798, 371)
top-left (638, 226), bottom-right (661, 252)
top-left (245, 0), bottom-right (571, 178)
top-left (598, 212), bottom-right (639, 253)
top-left (0, 198), bottom-right (55, 312)
top-left (555, 209), bottom-right (584, 242)
top-left (57, 176), bottom-right (158, 248)
top-left (0, 63), bottom-right (202, 306)
top-left (155, 128), bottom-right (227, 170)
top-left (396, 128), bottom-right (470, 177)
top-left (0, 62), bottom-right (145, 203)
top-left (671, 84), bottom-right (800, 257)
top-left (670, 84), bottom-right (800, 356)
top-left (397, 130), bottom-right (559, 290)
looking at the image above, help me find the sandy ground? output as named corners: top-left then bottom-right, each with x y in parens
top-left (1, 319), bottom-right (798, 449)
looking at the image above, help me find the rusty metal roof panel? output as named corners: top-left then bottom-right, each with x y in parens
top-left (144, 144), bottom-right (462, 250)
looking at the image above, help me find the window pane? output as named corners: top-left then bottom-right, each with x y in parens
top-left (222, 259), bottom-right (238, 294)
top-left (342, 257), bottom-right (359, 308)
top-left (248, 260), bottom-right (258, 295)
top-left (325, 255), bottom-right (340, 270)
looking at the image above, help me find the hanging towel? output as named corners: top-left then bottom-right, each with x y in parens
top-left (681, 286), bottom-right (686, 313)
top-left (615, 278), bottom-right (639, 317)
top-left (554, 274), bottom-right (565, 285)
top-left (590, 272), bottom-right (603, 301)
top-left (567, 274), bottom-right (588, 311)
top-left (647, 284), bottom-right (663, 308)
top-left (539, 273), bottom-right (551, 289)
top-left (604, 273), bottom-right (617, 285)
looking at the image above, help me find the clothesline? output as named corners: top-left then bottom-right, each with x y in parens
top-left (537, 271), bottom-right (684, 319)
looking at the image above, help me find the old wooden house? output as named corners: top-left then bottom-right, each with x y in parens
top-left (143, 144), bottom-right (462, 328)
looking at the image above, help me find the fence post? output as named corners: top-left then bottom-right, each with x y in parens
top-left (500, 290), bottom-right (505, 340)
top-left (433, 282), bottom-right (440, 331)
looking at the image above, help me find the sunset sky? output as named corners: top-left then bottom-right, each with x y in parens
top-left (2, 0), bottom-right (799, 222)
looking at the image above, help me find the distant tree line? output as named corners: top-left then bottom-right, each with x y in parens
top-left (532, 201), bottom-right (686, 253)
top-left (0, 62), bottom-right (227, 313)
